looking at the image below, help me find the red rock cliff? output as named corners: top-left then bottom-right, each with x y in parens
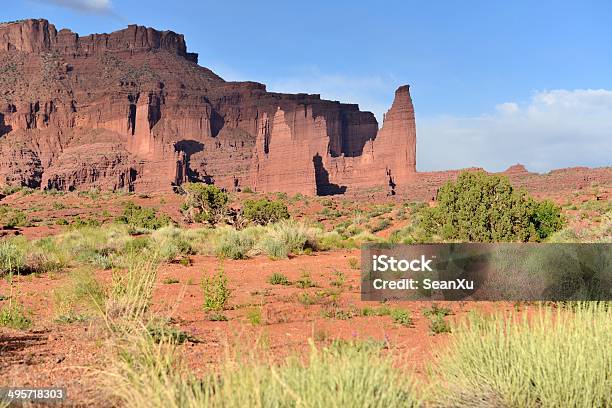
top-left (0, 19), bottom-right (418, 194)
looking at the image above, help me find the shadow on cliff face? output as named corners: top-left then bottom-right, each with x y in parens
top-left (175, 140), bottom-right (205, 182)
top-left (0, 113), bottom-right (12, 137)
top-left (210, 110), bottom-right (224, 138)
top-left (313, 153), bottom-right (347, 196)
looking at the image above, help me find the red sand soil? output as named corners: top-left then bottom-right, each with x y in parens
top-left (1, 247), bottom-right (517, 406)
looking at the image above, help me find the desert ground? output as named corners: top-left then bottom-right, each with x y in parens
top-left (0, 178), bottom-right (610, 407)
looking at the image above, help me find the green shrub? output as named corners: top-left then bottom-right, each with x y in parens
top-left (330, 270), bottom-right (345, 287)
top-left (390, 308), bottom-right (412, 327)
top-left (532, 199), bottom-right (565, 240)
top-left (361, 305), bottom-right (392, 317)
top-left (1, 185), bottom-right (23, 196)
top-left (267, 272), bottom-right (291, 285)
top-left (295, 271), bottom-right (316, 289)
top-left (55, 313), bottom-right (89, 324)
top-left (25, 238), bottom-right (68, 273)
top-left (433, 304), bottom-right (610, 407)
top-left (201, 267), bottom-right (230, 311)
top-left (71, 216), bottom-right (101, 228)
top-left (0, 239), bottom-right (26, 275)
top-left (241, 198), bottom-right (290, 225)
top-left (215, 229), bottom-right (254, 260)
top-left (116, 202), bottom-right (172, 230)
top-left (419, 171), bottom-right (564, 242)
top-left (149, 227), bottom-right (194, 262)
top-left (0, 205), bottom-right (27, 228)
top-left (428, 315), bottom-right (451, 334)
top-left (181, 183), bottom-right (229, 225)
top-left (207, 312), bottom-right (228, 321)
top-left (370, 218), bottom-right (392, 233)
top-left (260, 221), bottom-right (319, 259)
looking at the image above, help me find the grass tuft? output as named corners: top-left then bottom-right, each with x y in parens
top-left (433, 303), bottom-right (611, 407)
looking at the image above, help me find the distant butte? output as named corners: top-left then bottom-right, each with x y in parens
top-left (0, 19), bottom-right (609, 198)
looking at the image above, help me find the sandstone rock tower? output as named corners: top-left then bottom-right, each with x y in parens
top-left (0, 19), bottom-right (418, 195)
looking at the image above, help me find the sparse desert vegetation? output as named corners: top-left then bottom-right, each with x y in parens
top-left (0, 174), bottom-right (610, 407)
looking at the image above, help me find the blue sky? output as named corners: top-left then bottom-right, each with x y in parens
top-left (2, 0), bottom-right (611, 172)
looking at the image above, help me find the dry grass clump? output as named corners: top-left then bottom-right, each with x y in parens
top-left (432, 303), bottom-right (611, 407)
top-left (103, 333), bottom-right (421, 408)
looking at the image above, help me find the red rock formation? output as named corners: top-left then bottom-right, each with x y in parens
top-left (0, 19), bottom-right (420, 194)
top-left (0, 19), bottom-right (609, 197)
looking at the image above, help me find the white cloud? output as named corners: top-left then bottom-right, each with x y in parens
top-left (35, 0), bottom-right (113, 14)
top-left (495, 102), bottom-right (519, 115)
top-left (417, 89), bottom-right (612, 173)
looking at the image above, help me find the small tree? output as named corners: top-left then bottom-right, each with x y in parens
top-left (419, 171), bottom-right (563, 242)
top-left (242, 198), bottom-right (290, 225)
top-left (531, 199), bottom-right (564, 241)
top-left (181, 183), bottom-right (229, 225)
top-left (116, 202), bottom-right (172, 230)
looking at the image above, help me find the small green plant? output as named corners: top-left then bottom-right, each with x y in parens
top-left (321, 307), bottom-right (357, 320)
top-left (162, 277), bottom-right (180, 284)
top-left (390, 308), bottom-right (412, 327)
top-left (297, 292), bottom-right (316, 306)
top-left (267, 272), bottom-right (291, 285)
top-left (330, 269), bottom-right (345, 287)
top-left (423, 303), bottom-right (451, 318)
top-left (0, 302), bottom-right (32, 329)
top-left (428, 315), bottom-right (451, 334)
top-left (246, 307), bottom-right (263, 325)
top-left (347, 257), bottom-right (360, 270)
top-left (178, 256), bottom-right (192, 266)
top-left (53, 268), bottom-right (107, 319)
top-left (70, 216), bottom-right (101, 228)
top-left (1, 185), bottom-right (23, 196)
top-left (260, 221), bottom-right (318, 259)
top-left (201, 267), bottom-right (231, 311)
top-left (146, 321), bottom-right (196, 344)
top-left (207, 312), bottom-right (229, 321)
top-left (361, 305), bottom-right (392, 317)
top-left (295, 271), bottom-right (315, 289)
top-left (54, 313), bottom-right (89, 324)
